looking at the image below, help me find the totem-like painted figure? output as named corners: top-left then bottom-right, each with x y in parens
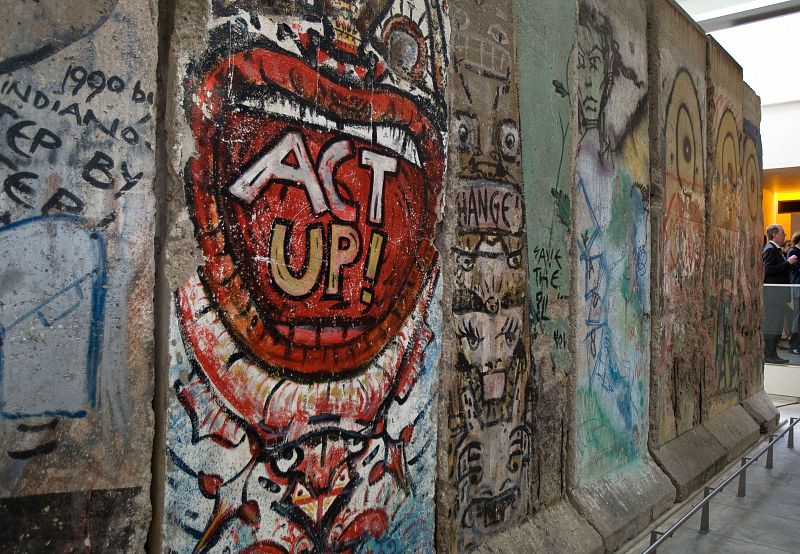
top-left (446, 0), bottom-right (533, 548)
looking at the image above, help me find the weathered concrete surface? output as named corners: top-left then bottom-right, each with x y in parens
top-left (705, 404), bottom-right (761, 463)
top-left (474, 502), bottom-right (603, 554)
top-left (739, 83), bottom-right (765, 398)
top-left (647, 0), bottom-right (708, 449)
top-left (440, 0), bottom-right (534, 549)
top-left (651, 424), bottom-right (727, 501)
top-left (0, 0), bottom-right (156, 550)
top-left (569, 1), bottom-right (676, 548)
top-left (570, 460), bottom-right (675, 552)
top-left (741, 390), bottom-right (780, 434)
top-left (704, 37), bottom-right (744, 418)
top-left (572, 0), bottom-right (652, 484)
top-left (165, 0), bottom-right (448, 551)
top-left (515, 0), bottom-right (575, 513)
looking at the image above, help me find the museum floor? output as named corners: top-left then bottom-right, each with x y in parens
top-left (625, 394), bottom-right (800, 553)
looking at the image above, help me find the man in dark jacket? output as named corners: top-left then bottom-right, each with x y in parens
top-left (788, 233), bottom-right (800, 354)
top-left (764, 224), bottom-right (798, 363)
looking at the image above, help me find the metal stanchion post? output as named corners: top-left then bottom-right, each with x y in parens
top-left (700, 487), bottom-right (713, 533)
top-left (650, 530), bottom-right (662, 552)
top-left (790, 418), bottom-right (796, 449)
top-left (767, 435), bottom-right (776, 469)
top-left (737, 457), bottom-right (749, 497)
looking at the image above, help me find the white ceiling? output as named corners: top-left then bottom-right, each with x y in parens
top-left (679, 0), bottom-right (787, 20)
top-left (708, 12), bottom-right (800, 105)
top-left (677, 0), bottom-right (800, 168)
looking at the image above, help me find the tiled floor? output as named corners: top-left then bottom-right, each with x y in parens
top-left (624, 395), bottom-right (800, 553)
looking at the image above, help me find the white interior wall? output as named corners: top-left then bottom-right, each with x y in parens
top-left (678, 2), bottom-right (800, 170)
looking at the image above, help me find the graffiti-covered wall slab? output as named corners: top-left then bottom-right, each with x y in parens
top-left (705, 38), bottom-right (744, 416)
top-left (0, 0), bottom-right (156, 550)
top-left (648, 0), bottom-right (707, 448)
top-left (164, 1), bottom-right (448, 551)
top-left (515, 0), bottom-right (574, 507)
top-left (441, 0), bottom-right (533, 549)
top-left (740, 83), bottom-right (764, 398)
top-left (573, 0), bottom-right (650, 483)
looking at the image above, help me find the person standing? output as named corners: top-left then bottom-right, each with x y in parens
top-left (763, 224), bottom-right (798, 363)
top-left (788, 233), bottom-right (800, 355)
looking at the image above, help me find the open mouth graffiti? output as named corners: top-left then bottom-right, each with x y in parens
top-left (187, 47), bottom-right (444, 377)
top-left (461, 486), bottom-right (519, 529)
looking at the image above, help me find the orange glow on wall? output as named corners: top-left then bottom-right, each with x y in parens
top-left (763, 168), bottom-right (800, 236)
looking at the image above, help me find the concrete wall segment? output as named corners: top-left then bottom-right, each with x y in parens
top-left (0, 0), bottom-right (157, 550)
top-left (440, 0), bottom-right (534, 548)
top-left (569, 0), bottom-right (675, 547)
top-left (164, 1), bottom-right (449, 551)
top-left (515, 0), bottom-right (576, 511)
top-left (740, 82), bottom-right (764, 399)
top-left (705, 36), bottom-right (745, 418)
top-left (647, 0), bottom-right (708, 450)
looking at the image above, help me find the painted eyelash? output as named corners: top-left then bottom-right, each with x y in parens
top-left (497, 315), bottom-right (521, 340)
top-left (456, 318), bottom-right (484, 341)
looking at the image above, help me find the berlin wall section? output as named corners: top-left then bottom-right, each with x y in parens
top-left (645, 0), bottom-right (728, 502)
top-left (163, 0), bottom-right (448, 551)
top-left (701, 38), bottom-right (761, 463)
top-left (436, 0), bottom-right (600, 551)
top-left (0, 0), bottom-right (778, 552)
top-left (511, 0), bottom-right (604, 549)
top-left (437, 0), bottom-right (535, 549)
top-left (0, 0), bottom-right (157, 551)
top-left (568, 0), bottom-right (675, 551)
top-left (739, 84), bottom-right (779, 432)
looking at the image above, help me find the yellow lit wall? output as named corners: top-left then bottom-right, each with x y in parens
top-left (763, 169), bottom-right (800, 237)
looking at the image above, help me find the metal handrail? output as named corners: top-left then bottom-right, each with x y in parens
top-left (642, 416), bottom-right (800, 554)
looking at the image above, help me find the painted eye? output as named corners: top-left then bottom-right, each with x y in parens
top-left (457, 442), bottom-right (483, 485)
top-left (274, 446), bottom-right (302, 474)
top-left (334, 467), bottom-right (351, 487)
top-left (487, 24), bottom-right (509, 45)
top-left (454, 112), bottom-right (479, 152)
top-left (457, 319), bottom-right (484, 351)
top-left (507, 426), bottom-right (530, 472)
top-left (458, 253), bottom-right (475, 272)
top-left (497, 316), bottom-right (520, 347)
top-left (507, 252), bottom-right (521, 269)
top-left (498, 120), bottom-right (519, 161)
top-left (292, 482), bottom-right (312, 502)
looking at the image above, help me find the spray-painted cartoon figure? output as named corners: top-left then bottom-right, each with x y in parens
top-left (574, 0), bottom-right (650, 481)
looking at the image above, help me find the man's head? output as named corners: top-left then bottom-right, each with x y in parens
top-left (791, 232), bottom-right (800, 247)
top-left (767, 224), bottom-right (785, 245)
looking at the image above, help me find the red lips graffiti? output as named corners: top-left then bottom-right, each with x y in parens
top-left (187, 48), bottom-right (444, 375)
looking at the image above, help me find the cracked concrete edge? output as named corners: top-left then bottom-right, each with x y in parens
top-left (651, 424), bottom-right (728, 501)
top-left (473, 501), bottom-right (603, 554)
top-left (704, 404), bottom-right (762, 463)
top-left (569, 458), bottom-right (676, 552)
top-left (740, 390), bottom-right (780, 434)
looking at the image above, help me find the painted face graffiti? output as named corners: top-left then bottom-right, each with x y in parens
top-left (456, 423), bottom-right (530, 531)
top-left (577, 24), bottom-right (608, 128)
top-left (453, 232), bottom-right (526, 425)
top-left (447, 0), bottom-right (532, 546)
top-left (451, 5), bottom-right (521, 185)
top-left (166, 0), bottom-right (448, 551)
